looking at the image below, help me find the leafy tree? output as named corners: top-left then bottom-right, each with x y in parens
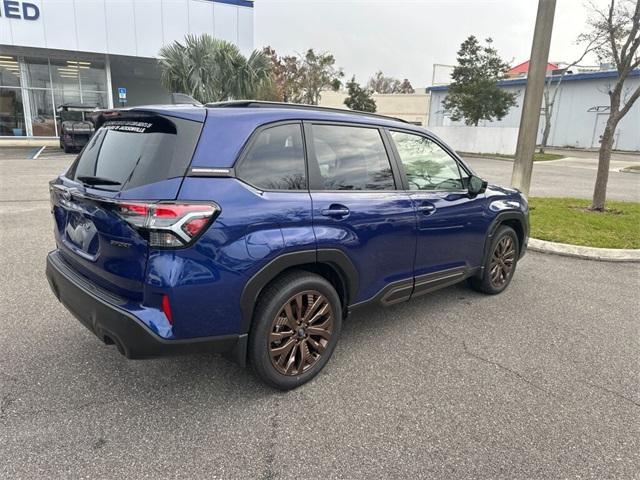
top-left (158, 34), bottom-right (270, 103)
top-left (261, 46), bottom-right (300, 102)
top-left (260, 47), bottom-right (343, 104)
top-left (367, 71), bottom-right (415, 94)
top-left (580, 0), bottom-right (640, 211)
top-left (344, 76), bottom-right (377, 112)
top-left (297, 49), bottom-right (344, 105)
top-left (254, 75), bottom-right (282, 102)
top-left (442, 36), bottom-right (517, 126)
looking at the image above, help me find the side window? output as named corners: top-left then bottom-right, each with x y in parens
top-left (390, 131), bottom-right (464, 191)
top-left (237, 123), bottom-right (307, 190)
top-left (311, 124), bottom-right (395, 191)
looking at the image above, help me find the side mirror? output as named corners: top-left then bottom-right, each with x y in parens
top-left (468, 175), bottom-right (487, 196)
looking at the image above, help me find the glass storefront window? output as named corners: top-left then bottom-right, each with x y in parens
top-left (0, 88), bottom-right (25, 136)
top-left (53, 89), bottom-right (81, 109)
top-left (0, 55), bottom-right (21, 87)
top-left (25, 58), bottom-right (51, 89)
top-left (78, 60), bottom-right (107, 92)
top-left (0, 54), bottom-right (109, 137)
top-left (50, 58), bottom-right (81, 90)
top-left (81, 91), bottom-right (107, 108)
top-left (28, 89), bottom-right (56, 137)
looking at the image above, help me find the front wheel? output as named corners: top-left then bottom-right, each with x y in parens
top-left (469, 225), bottom-right (519, 294)
top-left (248, 271), bottom-right (342, 390)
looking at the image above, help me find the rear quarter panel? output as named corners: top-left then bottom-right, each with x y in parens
top-left (150, 177), bottom-right (315, 338)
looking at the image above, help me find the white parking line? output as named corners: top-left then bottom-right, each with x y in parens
top-left (31, 146), bottom-right (46, 159)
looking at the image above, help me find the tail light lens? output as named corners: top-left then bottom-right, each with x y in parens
top-left (115, 202), bottom-right (219, 248)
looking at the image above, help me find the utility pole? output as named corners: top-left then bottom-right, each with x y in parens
top-left (511, 0), bottom-right (556, 195)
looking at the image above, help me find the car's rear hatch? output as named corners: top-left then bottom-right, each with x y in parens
top-left (50, 109), bottom-right (205, 300)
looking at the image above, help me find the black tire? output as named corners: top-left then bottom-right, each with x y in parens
top-left (248, 270), bottom-right (342, 390)
top-left (468, 225), bottom-right (519, 295)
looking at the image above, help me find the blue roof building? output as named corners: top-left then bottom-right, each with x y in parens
top-left (426, 69), bottom-right (640, 151)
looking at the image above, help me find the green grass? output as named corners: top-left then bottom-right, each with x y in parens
top-left (528, 197), bottom-right (640, 249)
top-left (533, 152), bottom-right (565, 161)
top-left (462, 152), bottom-right (564, 161)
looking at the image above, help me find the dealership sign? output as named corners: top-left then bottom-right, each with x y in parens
top-left (0, 1), bottom-right (40, 20)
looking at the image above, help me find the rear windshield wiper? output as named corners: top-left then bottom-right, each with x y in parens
top-left (76, 175), bottom-right (122, 186)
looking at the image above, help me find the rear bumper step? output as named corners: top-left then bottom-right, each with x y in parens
top-left (46, 250), bottom-right (246, 361)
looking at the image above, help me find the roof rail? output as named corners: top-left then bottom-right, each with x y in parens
top-left (205, 100), bottom-right (409, 124)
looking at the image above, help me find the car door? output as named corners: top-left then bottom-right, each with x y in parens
top-left (387, 129), bottom-right (486, 295)
top-left (304, 122), bottom-right (417, 306)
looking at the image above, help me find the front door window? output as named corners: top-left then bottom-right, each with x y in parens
top-left (390, 131), bottom-right (464, 191)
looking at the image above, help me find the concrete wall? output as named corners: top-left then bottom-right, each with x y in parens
top-left (319, 88), bottom-right (430, 126)
top-left (428, 72), bottom-right (640, 151)
top-left (429, 126), bottom-right (519, 155)
top-left (0, 0), bottom-right (254, 58)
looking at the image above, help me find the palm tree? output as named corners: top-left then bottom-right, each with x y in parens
top-left (158, 34), bottom-right (271, 104)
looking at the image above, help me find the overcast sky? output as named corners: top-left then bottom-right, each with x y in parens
top-left (254, 0), bottom-right (608, 88)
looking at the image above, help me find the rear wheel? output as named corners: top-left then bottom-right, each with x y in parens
top-left (469, 225), bottom-right (519, 294)
top-left (248, 271), bottom-right (342, 390)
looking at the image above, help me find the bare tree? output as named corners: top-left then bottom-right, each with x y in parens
top-left (367, 71), bottom-right (415, 94)
top-left (539, 36), bottom-right (607, 153)
top-left (367, 71), bottom-right (401, 94)
top-left (582, 0), bottom-right (639, 211)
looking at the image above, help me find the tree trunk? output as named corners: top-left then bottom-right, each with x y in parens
top-left (539, 115), bottom-right (551, 154)
top-left (591, 115), bottom-right (617, 211)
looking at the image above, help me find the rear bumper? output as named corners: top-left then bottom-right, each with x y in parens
top-left (46, 250), bottom-right (246, 361)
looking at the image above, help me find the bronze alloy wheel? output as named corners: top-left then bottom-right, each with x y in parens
top-left (269, 290), bottom-right (334, 376)
top-left (489, 235), bottom-right (517, 288)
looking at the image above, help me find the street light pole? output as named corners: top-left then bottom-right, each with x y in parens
top-left (511, 0), bottom-right (557, 195)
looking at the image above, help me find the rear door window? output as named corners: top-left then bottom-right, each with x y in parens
top-left (236, 123), bottom-right (307, 190)
top-left (310, 124), bottom-right (395, 191)
top-left (67, 115), bottom-right (201, 191)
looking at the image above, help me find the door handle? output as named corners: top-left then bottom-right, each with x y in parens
top-left (321, 205), bottom-right (350, 218)
top-left (417, 203), bottom-right (436, 215)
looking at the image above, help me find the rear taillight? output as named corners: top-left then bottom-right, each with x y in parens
top-left (115, 202), bottom-right (219, 248)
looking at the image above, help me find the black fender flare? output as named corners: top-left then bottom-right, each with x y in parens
top-left (239, 248), bottom-right (359, 333)
top-left (480, 211), bottom-right (528, 276)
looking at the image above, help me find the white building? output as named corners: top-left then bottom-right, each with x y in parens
top-left (319, 89), bottom-right (430, 126)
top-left (0, 0), bottom-right (254, 140)
top-left (427, 70), bottom-right (640, 152)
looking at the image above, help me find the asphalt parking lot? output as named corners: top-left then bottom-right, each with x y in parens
top-left (1, 155), bottom-right (639, 479)
top-left (464, 150), bottom-right (640, 202)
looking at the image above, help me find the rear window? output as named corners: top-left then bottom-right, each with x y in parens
top-left (67, 115), bottom-right (202, 191)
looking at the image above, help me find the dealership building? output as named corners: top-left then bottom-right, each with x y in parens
top-left (0, 0), bottom-right (254, 140)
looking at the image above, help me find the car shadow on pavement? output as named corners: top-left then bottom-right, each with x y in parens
top-left (51, 280), bottom-right (482, 401)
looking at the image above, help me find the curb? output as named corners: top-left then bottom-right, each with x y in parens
top-left (528, 238), bottom-right (640, 263)
top-left (459, 153), bottom-right (514, 162)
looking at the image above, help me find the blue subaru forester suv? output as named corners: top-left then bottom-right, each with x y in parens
top-left (46, 101), bottom-right (528, 390)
